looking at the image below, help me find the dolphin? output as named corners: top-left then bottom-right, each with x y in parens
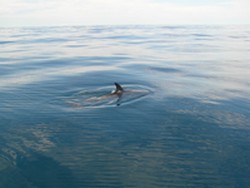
top-left (66, 82), bottom-right (151, 108)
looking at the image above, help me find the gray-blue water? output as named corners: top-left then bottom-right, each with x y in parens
top-left (1, 25), bottom-right (250, 187)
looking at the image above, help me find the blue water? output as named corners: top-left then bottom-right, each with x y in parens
top-left (1, 25), bottom-right (250, 187)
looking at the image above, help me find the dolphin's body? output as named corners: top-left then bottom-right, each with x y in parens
top-left (66, 82), bottom-right (150, 108)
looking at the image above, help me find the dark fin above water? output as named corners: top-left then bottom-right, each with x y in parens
top-left (114, 82), bottom-right (123, 93)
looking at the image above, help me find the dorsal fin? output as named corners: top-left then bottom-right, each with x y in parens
top-left (114, 82), bottom-right (123, 94)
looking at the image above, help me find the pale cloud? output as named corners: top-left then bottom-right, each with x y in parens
top-left (0, 0), bottom-right (249, 26)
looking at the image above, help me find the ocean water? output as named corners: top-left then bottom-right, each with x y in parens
top-left (0, 25), bottom-right (250, 187)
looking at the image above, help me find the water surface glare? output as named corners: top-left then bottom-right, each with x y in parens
top-left (0, 25), bottom-right (250, 188)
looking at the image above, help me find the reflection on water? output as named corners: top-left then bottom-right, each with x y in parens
top-left (0, 25), bottom-right (250, 187)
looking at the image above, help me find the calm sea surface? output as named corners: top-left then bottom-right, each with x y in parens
top-left (0, 25), bottom-right (250, 187)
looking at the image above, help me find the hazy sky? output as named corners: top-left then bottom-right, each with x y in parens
top-left (0, 0), bottom-right (249, 26)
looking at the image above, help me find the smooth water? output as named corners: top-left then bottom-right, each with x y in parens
top-left (0, 25), bottom-right (250, 187)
